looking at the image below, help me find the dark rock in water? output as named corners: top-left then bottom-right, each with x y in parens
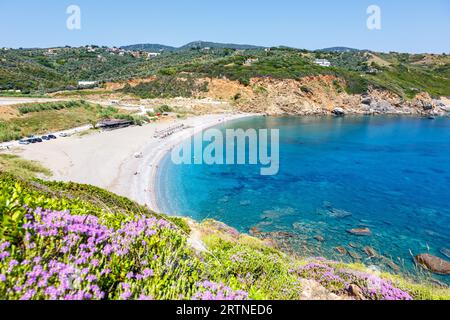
top-left (348, 284), bottom-right (366, 300)
top-left (441, 248), bottom-right (450, 259)
top-left (347, 228), bottom-right (372, 236)
top-left (335, 246), bottom-right (348, 255)
top-left (348, 251), bottom-right (362, 260)
top-left (364, 247), bottom-right (378, 258)
top-left (332, 107), bottom-right (345, 116)
top-left (415, 254), bottom-right (450, 275)
top-left (314, 235), bottom-right (325, 242)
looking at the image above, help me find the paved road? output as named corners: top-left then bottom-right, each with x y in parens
top-left (0, 97), bottom-right (68, 106)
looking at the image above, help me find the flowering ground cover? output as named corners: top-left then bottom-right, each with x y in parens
top-left (0, 172), bottom-right (449, 300)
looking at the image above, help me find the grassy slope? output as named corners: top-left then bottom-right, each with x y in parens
top-left (0, 154), bottom-right (51, 178)
top-left (0, 167), bottom-right (448, 300)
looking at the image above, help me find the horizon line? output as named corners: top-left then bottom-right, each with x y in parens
top-left (2, 40), bottom-right (449, 55)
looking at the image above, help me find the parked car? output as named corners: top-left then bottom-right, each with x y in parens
top-left (48, 135), bottom-right (57, 139)
top-left (42, 136), bottom-right (50, 141)
top-left (59, 133), bottom-right (69, 137)
top-left (35, 138), bottom-right (43, 143)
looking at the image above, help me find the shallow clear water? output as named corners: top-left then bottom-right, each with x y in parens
top-left (156, 116), bottom-right (450, 284)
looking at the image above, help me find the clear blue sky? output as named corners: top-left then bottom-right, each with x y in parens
top-left (1, 0), bottom-right (449, 53)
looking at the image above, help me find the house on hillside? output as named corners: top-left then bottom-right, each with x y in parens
top-left (78, 81), bottom-right (99, 88)
top-left (147, 52), bottom-right (161, 59)
top-left (314, 59), bottom-right (331, 67)
top-left (44, 49), bottom-right (58, 56)
top-left (243, 58), bottom-right (259, 66)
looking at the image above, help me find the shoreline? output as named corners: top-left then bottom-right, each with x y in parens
top-left (9, 113), bottom-right (257, 213)
top-left (134, 113), bottom-right (257, 213)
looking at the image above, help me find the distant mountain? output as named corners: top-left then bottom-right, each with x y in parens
top-left (120, 44), bottom-right (177, 52)
top-left (317, 47), bottom-right (361, 53)
top-left (178, 41), bottom-right (265, 51)
top-left (121, 41), bottom-right (265, 52)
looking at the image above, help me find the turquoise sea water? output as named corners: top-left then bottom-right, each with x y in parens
top-left (156, 116), bottom-right (450, 284)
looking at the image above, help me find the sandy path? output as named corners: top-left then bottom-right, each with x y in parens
top-left (12, 113), bottom-right (255, 212)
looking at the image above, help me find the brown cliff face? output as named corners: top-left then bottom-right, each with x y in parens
top-left (196, 76), bottom-right (449, 117)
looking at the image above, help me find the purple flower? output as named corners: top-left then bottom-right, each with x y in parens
top-left (142, 269), bottom-right (154, 279)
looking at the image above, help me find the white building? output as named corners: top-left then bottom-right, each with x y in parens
top-left (243, 58), bottom-right (259, 66)
top-left (78, 81), bottom-right (99, 88)
top-left (314, 59), bottom-right (331, 67)
top-left (147, 52), bottom-right (161, 58)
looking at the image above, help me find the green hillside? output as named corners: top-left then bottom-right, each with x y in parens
top-left (1, 43), bottom-right (449, 98)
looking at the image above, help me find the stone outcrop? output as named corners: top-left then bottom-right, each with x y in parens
top-left (298, 279), bottom-right (348, 300)
top-left (364, 247), bottom-right (378, 258)
top-left (415, 254), bottom-right (450, 275)
top-left (348, 284), bottom-right (366, 300)
top-left (332, 107), bottom-right (345, 116)
top-left (199, 76), bottom-right (449, 117)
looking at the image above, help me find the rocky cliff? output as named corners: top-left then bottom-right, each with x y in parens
top-left (197, 76), bottom-right (450, 117)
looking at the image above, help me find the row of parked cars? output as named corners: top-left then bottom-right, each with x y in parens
top-left (19, 135), bottom-right (57, 145)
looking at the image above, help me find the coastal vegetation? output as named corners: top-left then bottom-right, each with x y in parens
top-left (0, 154), bottom-right (51, 178)
top-left (121, 76), bottom-right (208, 99)
top-left (0, 169), bottom-right (448, 300)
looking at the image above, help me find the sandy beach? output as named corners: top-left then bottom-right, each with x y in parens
top-left (11, 113), bottom-right (255, 213)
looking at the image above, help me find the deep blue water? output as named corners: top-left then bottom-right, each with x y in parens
top-left (156, 116), bottom-right (450, 284)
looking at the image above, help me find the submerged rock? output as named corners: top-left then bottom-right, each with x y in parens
top-left (314, 235), bottom-right (325, 242)
top-left (328, 208), bottom-right (352, 219)
top-left (270, 231), bottom-right (296, 239)
top-left (415, 254), bottom-right (450, 275)
top-left (441, 248), bottom-right (450, 259)
top-left (335, 246), bottom-right (348, 255)
top-left (348, 251), bottom-right (361, 261)
top-left (240, 200), bottom-right (251, 206)
top-left (364, 247), bottom-right (378, 258)
top-left (347, 228), bottom-right (372, 236)
top-left (382, 258), bottom-right (400, 272)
